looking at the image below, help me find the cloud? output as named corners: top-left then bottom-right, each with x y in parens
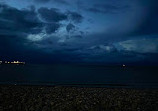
top-left (87, 3), bottom-right (128, 14)
top-left (45, 23), bottom-right (60, 34)
top-left (132, 0), bottom-right (158, 35)
top-left (89, 45), bottom-right (116, 52)
top-left (115, 38), bottom-right (158, 53)
top-left (66, 23), bottom-right (75, 33)
top-left (0, 3), bottom-right (84, 37)
top-left (53, 0), bottom-right (69, 5)
top-left (33, 0), bottom-right (50, 3)
top-left (0, 5), bottom-right (45, 61)
top-left (1, 0), bottom-right (158, 64)
top-left (34, 0), bottom-right (69, 5)
top-left (37, 8), bottom-right (83, 35)
top-left (0, 4), bottom-right (43, 35)
top-left (0, 4), bottom-right (68, 36)
top-left (82, 45), bottom-right (117, 56)
top-left (72, 35), bottom-right (83, 38)
top-left (67, 11), bottom-right (83, 23)
top-left (38, 7), bottom-right (67, 23)
top-left (27, 33), bottom-right (47, 41)
top-left (0, 34), bottom-right (35, 62)
top-left (0, 4), bottom-right (65, 47)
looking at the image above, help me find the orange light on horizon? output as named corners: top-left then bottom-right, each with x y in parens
top-left (0, 60), bottom-right (26, 64)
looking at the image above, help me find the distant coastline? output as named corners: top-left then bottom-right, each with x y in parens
top-left (0, 61), bottom-right (25, 65)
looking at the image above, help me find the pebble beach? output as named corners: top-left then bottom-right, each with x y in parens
top-left (0, 85), bottom-right (158, 111)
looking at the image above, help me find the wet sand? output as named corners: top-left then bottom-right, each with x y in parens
top-left (0, 85), bottom-right (158, 111)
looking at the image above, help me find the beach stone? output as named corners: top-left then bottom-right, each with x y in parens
top-left (9, 105), bottom-right (13, 108)
top-left (0, 86), bottom-right (158, 111)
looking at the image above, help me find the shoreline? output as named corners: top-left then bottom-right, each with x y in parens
top-left (0, 83), bottom-right (158, 89)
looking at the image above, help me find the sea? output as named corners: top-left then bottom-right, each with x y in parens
top-left (0, 64), bottom-right (158, 88)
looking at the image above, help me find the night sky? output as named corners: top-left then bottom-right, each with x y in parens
top-left (0, 0), bottom-right (158, 65)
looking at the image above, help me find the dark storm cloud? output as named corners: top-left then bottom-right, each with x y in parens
top-left (0, 3), bottom-right (84, 37)
top-left (0, 5), bottom-right (41, 60)
top-left (66, 23), bottom-right (75, 33)
top-left (45, 23), bottom-right (60, 34)
top-left (67, 11), bottom-right (83, 23)
top-left (38, 7), bottom-right (67, 22)
top-left (38, 7), bottom-right (83, 25)
top-left (1, 0), bottom-right (158, 64)
top-left (0, 4), bottom-right (69, 36)
top-left (0, 4), bottom-right (43, 35)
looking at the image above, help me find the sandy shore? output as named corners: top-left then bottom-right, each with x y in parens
top-left (0, 85), bottom-right (158, 111)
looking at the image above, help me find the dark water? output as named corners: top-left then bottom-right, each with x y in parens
top-left (0, 64), bottom-right (158, 88)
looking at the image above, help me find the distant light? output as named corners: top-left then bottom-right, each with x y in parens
top-left (123, 64), bottom-right (126, 67)
top-left (0, 60), bottom-right (25, 64)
